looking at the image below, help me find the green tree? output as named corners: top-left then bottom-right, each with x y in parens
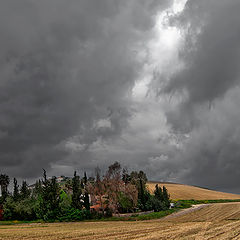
top-left (129, 170), bottom-right (149, 211)
top-left (20, 181), bottom-right (31, 199)
top-left (0, 174), bottom-right (10, 203)
top-left (162, 186), bottom-right (170, 209)
top-left (138, 177), bottom-right (150, 211)
top-left (38, 169), bottom-right (60, 220)
top-left (83, 172), bottom-right (90, 210)
top-left (33, 180), bottom-right (42, 197)
top-left (71, 171), bottom-right (82, 210)
top-left (154, 184), bottom-right (163, 202)
top-left (13, 178), bottom-right (19, 201)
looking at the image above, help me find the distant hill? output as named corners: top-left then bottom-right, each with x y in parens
top-left (147, 182), bottom-right (240, 200)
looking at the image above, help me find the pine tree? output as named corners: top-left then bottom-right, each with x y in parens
top-left (162, 186), bottom-right (170, 208)
top-left (49, 176), bottom-right (60, 211)
top-left (71, 171), bottom-right (82, 210)
top-left (13, 178), bottom-right (19, 201)
top-left (83, 172), bottom-right (90, 210)
top-left (33, 180), bottom-right (42, 196)
top-left (20, 181), bottom-right (31, 199)
top-left (0, 174), bottom-right (10, 202)
top-left (40, 169), bottom-right (60, 220)
top-left (154, 184), bottom-right (163, 202)
top-left (138, 178), bottom-right (147, 210)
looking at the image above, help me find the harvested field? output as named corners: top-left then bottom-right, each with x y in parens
top-left (1, 203), bottom-right (240, 239)
top-left (147, 182), bottom-right (240, 200)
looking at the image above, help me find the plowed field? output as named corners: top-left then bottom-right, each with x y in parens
top-left (1, 203), bottom-right (240, 240)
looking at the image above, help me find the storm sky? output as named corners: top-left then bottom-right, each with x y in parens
top-left (1, 0), bottom-right (240, 193)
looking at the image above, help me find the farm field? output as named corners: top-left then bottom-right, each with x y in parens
top-left (1, 203), bottom-right (240, 240)
top-left (147, 182), bottom-right (240, 200)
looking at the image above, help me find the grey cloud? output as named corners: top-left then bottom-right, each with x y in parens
top-left (162, 0), bottom-right (240, 131)
top-left (176, 88), bottom-right (240, 192)
top-left (0, 0), bottom-right (171, 178)
top-left (154, 0), bottom-right (240, 192)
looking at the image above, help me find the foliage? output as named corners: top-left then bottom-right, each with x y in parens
top-left (163, 186), bottom-right (170, 208)
top-left (20, 181), bottom-right (31, 199)
top-left (71, 171), bottom-right (82, 210)
top-left (175, 199), bottom-right (240, 206)
top-left (3, 197), bottom-right (37, 220)
top-left (83, 172), bottom-right (90, 211)
top-left (0, 163), bottom-right (173, 222)
top-left (58, 208), bottom-right (91, 222)
top-left (13, 178), bottom-right (19, 201)
top-left (118, 192), bottom-right (133, 213)
top-left (37, 170), bottom-right (61, 221)
top-left (0, 174), bottom-right (10, 203)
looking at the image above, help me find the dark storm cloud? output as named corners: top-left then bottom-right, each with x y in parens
top-left (155, 0), bottom-right (240, 192)
top-left (0, 0), bottom-right (171, 178)
top-left (162, 0), bottom-right (240, 131)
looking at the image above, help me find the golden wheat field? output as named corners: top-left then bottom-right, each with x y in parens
top-left (1, 203), bottom-right (240, 240)
top-left (147, 182), bottom-right (240, 200)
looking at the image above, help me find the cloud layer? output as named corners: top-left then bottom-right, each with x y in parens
top-left (156, 0), bottom-right (240, 192)
top-left (0, 0), bottom-right (171, 178)
top-left (1, 0), bottom-right (240, 193)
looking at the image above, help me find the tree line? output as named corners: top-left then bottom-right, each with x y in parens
top-left (0, 162), bottom-right (170, 221)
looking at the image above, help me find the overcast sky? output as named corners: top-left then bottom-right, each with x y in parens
top-left (1, 0), bottom-right (240, 193)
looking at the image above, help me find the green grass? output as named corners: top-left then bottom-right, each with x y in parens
top-left (176, 199), bottom-right (240, 205)
top-left (92, 209), bottom-right (176, 221)
top-left (0, 220), bottom-right (43, 225)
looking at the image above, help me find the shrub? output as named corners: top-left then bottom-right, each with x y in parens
top-left (3, 197), bottom-right (37, 220)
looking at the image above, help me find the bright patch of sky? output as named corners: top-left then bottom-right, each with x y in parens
top-left (132, 0), bottom-right (188, 100)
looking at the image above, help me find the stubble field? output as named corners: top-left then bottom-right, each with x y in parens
top-left (147, 182), bottom-right (240, 200)
top-left (1, 203), bottom-right (240, 240)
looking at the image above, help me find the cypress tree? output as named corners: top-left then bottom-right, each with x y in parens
top-left (49, 176), bottom-right (60, 212)
top-left (138, 178), bottom-right (147, 210)
top-left (33, 180), bottom-right (43, 196)
top-left (162, 186), bottom-right (170, 208)
top-left (20, 181), bottom-right (31, 199)
top-left (71, 171), bottom-right (82, 210)
top-left (13, 178), bottom-right (19, 201)
top-left (154, 184), bottom-right (163, 202)
top-left (83, 172), bottom-right (90, 210)
top-left (0, 174), bottom-right (10, 203)
top-left (40, 169), bottom-right (60, 220)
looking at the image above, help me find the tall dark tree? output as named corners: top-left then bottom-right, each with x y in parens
top-left (13, 178), bottom-right (19, 201)
top-left (138, 171), bottom-right (148, 185)
top-left (40, 169), bottom-right (60, 220)
top-left (49, 176), bottom-right (60, 210)
top-left (83, 172), bottom-right (90, 210)
top-left (33, 180), bottom-right (42, 197)
top-left (71, 171), bottom-right (82, 210)
top-left (20, 181), bottom-right (31, 199)
top-left (162, 186), bottom-right (170, 208)
top-left (0, 174), bottom-right (10, 202)
top-left (154, 184), bottom-right (163, 202)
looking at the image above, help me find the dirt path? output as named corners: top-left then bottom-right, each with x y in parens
top-left (162, 204), bottom-right (210, 220)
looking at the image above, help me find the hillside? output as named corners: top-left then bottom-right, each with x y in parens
top-left (147, 182), bottom-right (240, 200)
